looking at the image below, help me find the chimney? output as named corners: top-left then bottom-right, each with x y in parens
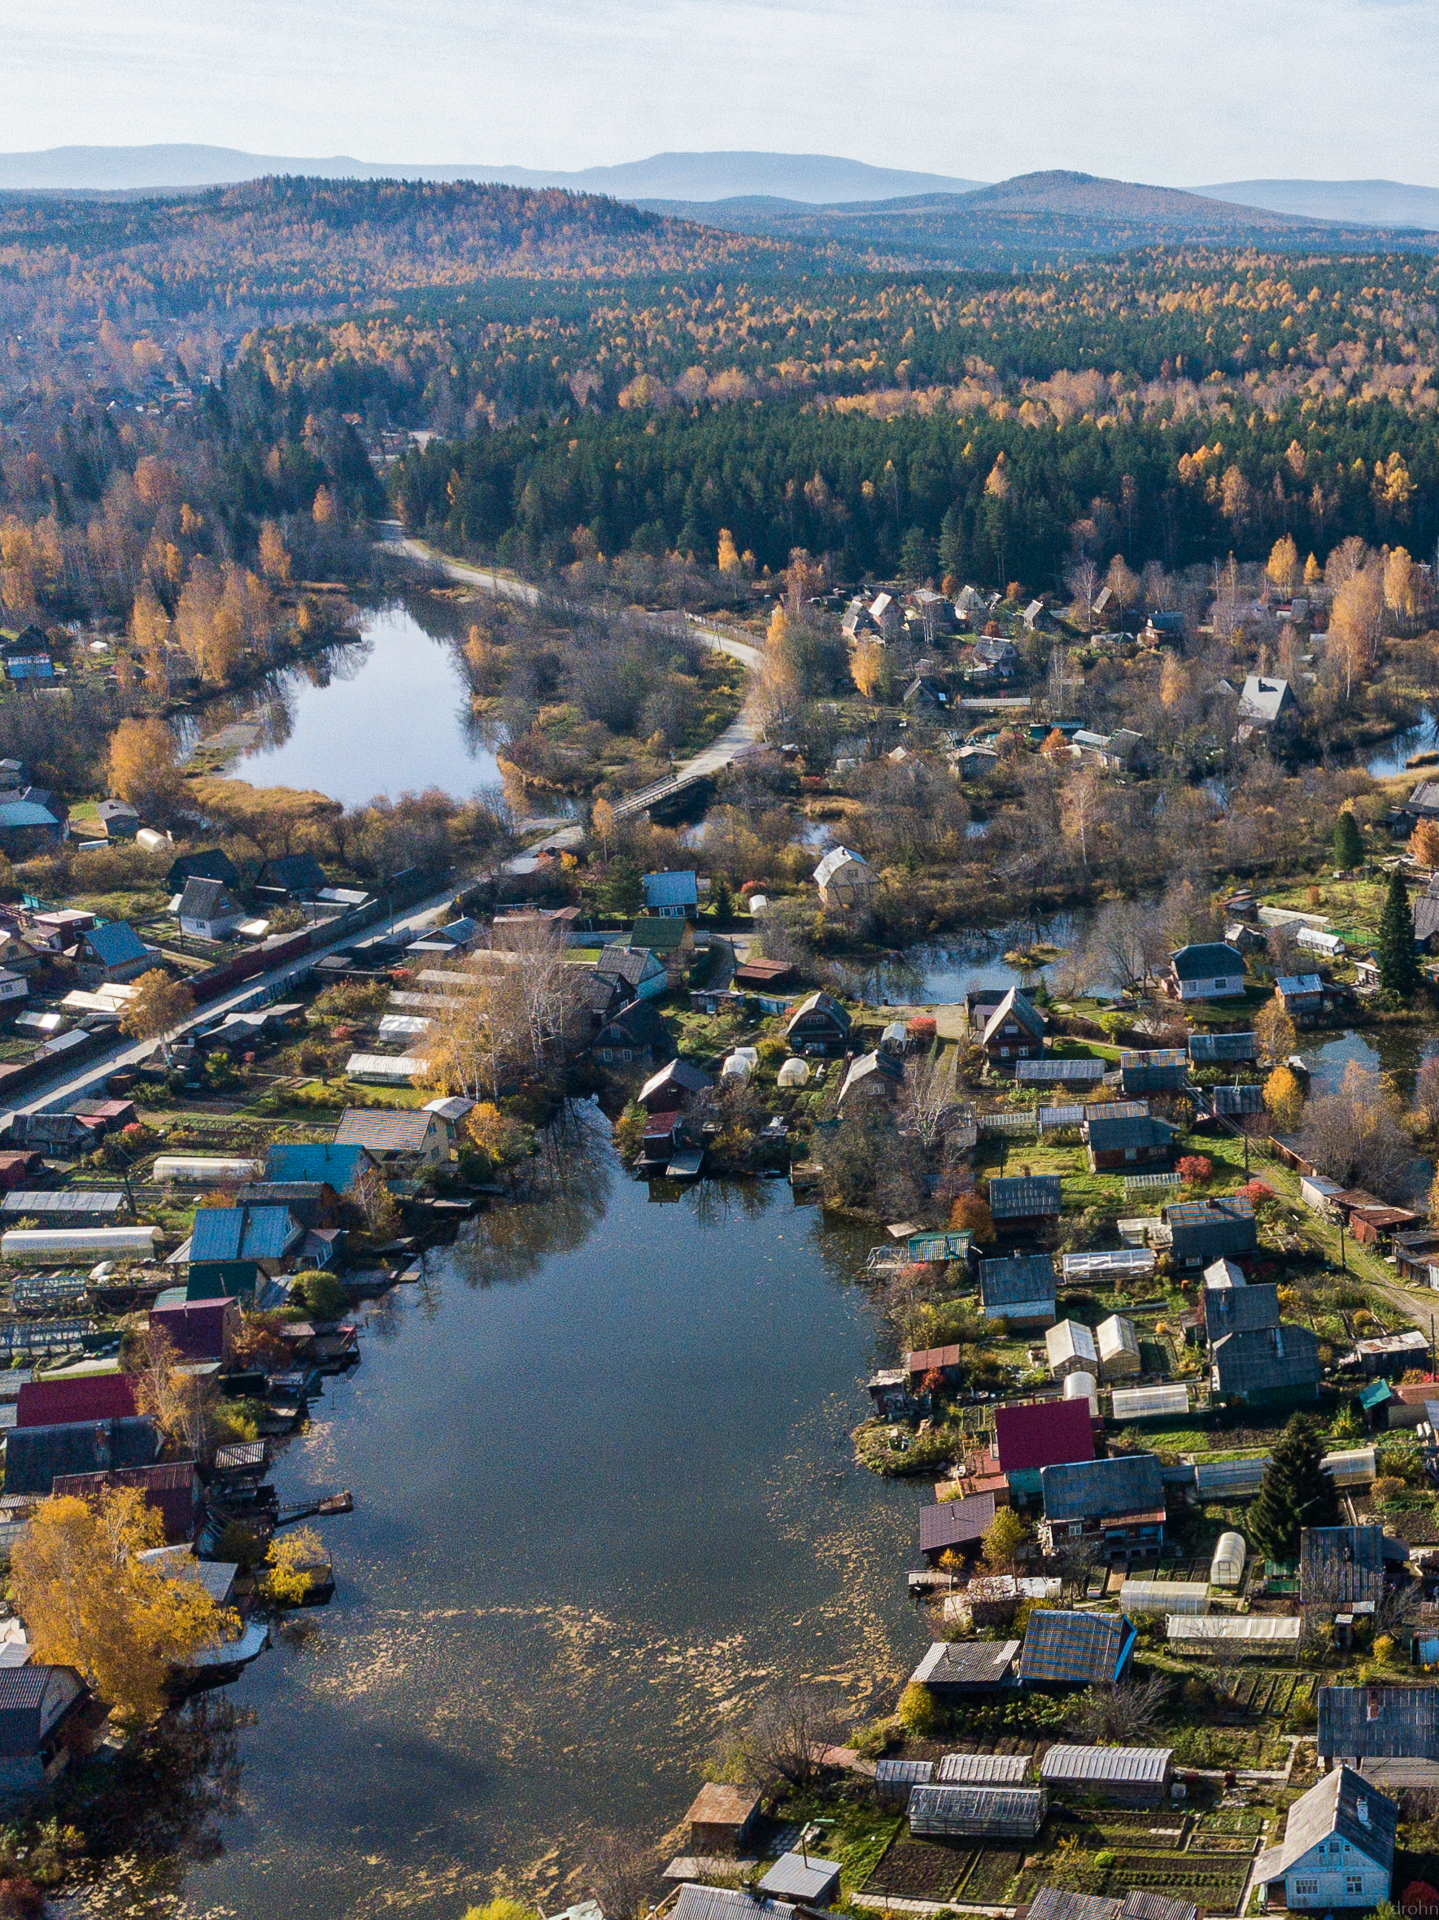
top-left (1358, 1797), bottom-right (1370, 1827)
top-left (1367, 1687), bottom-right (1382, 1722)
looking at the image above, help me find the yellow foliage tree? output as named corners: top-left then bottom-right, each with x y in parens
top-left (1159, 653), bottom-right (1187, 710)
top-left (1267, 534), bottom-right (1298, 596)
top-left (107, 717), bottom-right (181, 811)
top-left (261, 1526), bottom-right (326, 1606)
top-left (850, 637), bottom-right (886, 700)
top-left (1411, 819), bottom-right (1439, 869)
top-left (120, 969), bottom-right (196, 1059)
top-left (982, 1505), bottom-right (1027, 1570)
top-left (716, 528), bottom-right (741, 573)
top-left (13, 1488), bottom-right (235, 1725)
top-left (312, 486), bottom-right (337, 526)
top-left (1263, 1064), bottom-right (1304, 1132)
top-left (257, 519), bottom-right (292, 584)
top-left (1254, 993), bottom-right (1298, 1067)
top-left (1303, 552), bottom-right (1322, 588)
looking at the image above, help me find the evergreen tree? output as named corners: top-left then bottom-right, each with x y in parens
top-left (1333, 809), bottom-right (1364, 870)
top-left (1247, 1414), bottom-right (1340, 1561)
top-left (708, 873), bottom-right (733, 922)
top-left (598, 857), bottom-right (643, 918)
top-left (1376, 867), bottom-right (1421, 997)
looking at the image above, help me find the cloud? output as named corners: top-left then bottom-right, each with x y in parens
top-left (6, 0), bottom-right (1437, 185)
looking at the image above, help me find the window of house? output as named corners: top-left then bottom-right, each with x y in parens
top-left (1125, 1148), bottom-right (1137, 1162)
top-left (1346, 1877), bottom-right (1363, 1896)
top-left (1292, 1879), bottom-right (1318, 1899)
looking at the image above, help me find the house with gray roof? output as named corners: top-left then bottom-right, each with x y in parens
top-left (908, 1638), bottom-right (1019, 1694)
top-left (1239, 675), bottom-right (1299, 729)
top-left (596, 943), bottom-right (667, 1002)
top-left (4, 1417), bottom-right (159, 1495)
top-left (1318, 1685), bottom-right (1439, 1766)
top-left (1029, 1892), bottom-right (1196, 1920)
top-left (1118, 1049), bottom-right (1190, 1095)
top-left (1301, 1526), bottom-right (1386, 1610)
top-left (1211, 1084), bottom-right (1266, 1117)
top-left (1253, 1765), bottom-right (1395, 1910)
top-left (1083, 1108), bottom-right (1177, 1172)
top-left (0, 1665), bottom-right (86, 1789)
top-left (1165, 1194), bottom-right (1257, 1268)
top-left (988, 1173), bottom-right (1061, 1231)
top-left (978, 1251), bottom-right (1056, 1327)
top-left (980, 988), bottom-right (1046, 1067)
top-left (1211, 1323), bottom-right (1321, 1407)
top-left (1166, 942), bottom-right (1247, 1001)
top-left (1203, 1280), bottom-right (1279, 1345)
top-left (177, 876), bottom-right (246, 941)
top-left (1018, 1608), bottom-right (1136, 1687)
top-left (1038, 1453), bottom-right (1166, 1559)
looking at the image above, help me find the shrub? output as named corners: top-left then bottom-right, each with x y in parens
top-left (290, 1270), bottom-right (349, 1324)
top-left (1176, 1154), bottom-right (1213, 1186)
top-left (897, 1681), bottom-right (942, 1736)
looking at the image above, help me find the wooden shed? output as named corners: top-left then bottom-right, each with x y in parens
top-left (685, 1781), bottom-right (763, 1854)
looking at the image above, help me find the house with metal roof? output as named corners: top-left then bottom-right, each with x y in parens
top-left (987, 1175), bottom-right (1061, 1232)
top-left (758, 1852), bottom-right (841, 1908)
top-left (1318, 1685), bottom-right (1439, 1766)
top-left (908, 1782), bottom-right (1047, 1839)
top-left (920, 1492), bottom-right (995, 1565)
top-left (592, 997), bottom-right (672, 1066)
top-left (812, 846), bottom-right (876, 911)
top-left (838, 1049), bottom-right (904, 1109)
top-left (1040, 1743), bottom-right (1174, 1808)
top-left (642, 869), bottom-right (699, 917)
top-left (1212, 1084), bottom-right (1266, 1117)
top-left (4, 1416), bottom-right (159, 1495)
top-left (73, 920), bottom-right (154, 985)
top-left (1203, 1280), bottom-right (1280, 1345)
top-left (628, 915), bottom-right (694, 958)
top-left (980, 988), bottom-right (1047, 1067)
top-left (1301, 1526), bottom-right (1386, 1610)
top-left (595, 943), bottom-right (667, 1002)
top-left (1046, 1319), bottom-right (1098, 1379)
top-left (784, 991), bottom-right (851, 1053)
top-left (1188, 1030), bottom-right (1258, 1064)
top-left (1166, 942), bottom-right (1247, 1002)
top-left (908, 1638), bottom-right (1019, 1694)
top-left (16, 1372), bottom-right (136, 1428)
top-left (993, 1400), bottom-right (1094, 1488)
top-left (1118, 1049), bottom-right (1190, 1094)
top-left (1084, 1109), bottom-right (1177, 1172)
top-left (1253, 1764), bottom-right (1395, 1910)
top-left (637, 1058), bottom-right (713, 1113)
top-left (55, 1459), bottom-right (199, 1543)
top-left (255, 853), bottom-right (327, 900)
top-left (979, 1251), bottom-right (1056, 1327)
top-left (0, 1665), bottom-right (85, 1788)
top-left (1276, 973), bottom-right (1326, 1016)
top-left (671, 1886), bottom-right (791, 1920)
top-left (1239, 674), bottom-right (1299, 729)
top-left (333, 1107), bottom-right (450, 1166)
top-left (166, 848), bottom-right (240, 896)
top-left (1211, 1323), bottom-right (1321, 1406)
top-left (1165, 1194), bottom-right (1257, 1268)
top-left (1038, 1453), bottom-right (1167, 1559)
top-left (188, 1203), bottom-right (305, 1298)
top-left (1018, 1608), bottom-right (1136, 1688)
top-left (1028, 1892), bottom-right (1195, 1920)
top-left (265, 1142), bottom-right (377, 1194)
top-left (1016, 1056), bottom-right (1107, 1085)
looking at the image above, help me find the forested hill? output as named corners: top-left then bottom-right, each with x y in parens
top-left (640, 169), bottom-right (1439, 267)
top-left (0, 175), bottom-right (804, 338)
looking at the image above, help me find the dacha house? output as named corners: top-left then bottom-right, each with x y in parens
top-left (1164, 942), bottom-right (1248, 1001)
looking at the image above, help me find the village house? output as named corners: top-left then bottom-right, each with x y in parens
top-left (979, 1251), bottom-right (1057, 1327)
top-left (837, 1048), bottom-right (904, 1109)
top-left (980, 988), bottom-right (1047, 1066)
top-left (596, 942), bottom-right (667, 1003)
top-left (4, 1417), bottom-right (159, 1496)
top-left (813, 845), bottom-right (877, 911)
top-left (1118, 1050), bottom-right (1189, 1096)
top-left (55, 1458), bottom-right (200, 1543)
top-left (1239, 674), bottom-right (1299, 731)
top-left (73, 921), bottom-right (155, 985)
top-left (919, 1492), bottom-right (996, 1566)
top-left (1301, 1526), bottom-right (1386, 1610)
top-left (0, 1666), bottom-right (86, 1791)
top-left (148, 1294), bottom-right (240, 1364)
top-left (628, 916), bottom-right (695, 961)
top-left (1254, 1766), bottom-right (1395, 1911)
top-left (16, 1372), bottom-right (137, 1427)
top-left (334, 1107), bottom-right (451, 1167)
top-left (1037, 1452), bottom-right (1167, 1561)
top-left (1165, 941), bottom-right (1248, 1001)
top-left (1017, 1607), bottom-right (1137, 1687)
top-left (1276, 973), bottom-right (1326, 1018)
top-left (166, 848), bottom-right (240, 896)
top-left (970, 636), bottom-right (1019, 677)
top-left (254, 853), bottom-right (328, 902)
top-left (993, 1398), bottom-right (1094, 1505)
top-left (1083, 1106), bottom-right (1177, 1171)
top-left (785, 991), bottom-right (851, 1054)
top-left (592, 997), bottom-right (673, 1067)
top-left (641, 869), bottom-right (698, 918)
top-left (176, 876), bottom-right (247, 941)
top-left (988, 1173), bottom-right (1062, 1234)
top-left (1165, 1194), bottom-right (1257, 1268)
top-left (1203, 1280), bottom-right (1280, 1345)
top-left (1211, 1323), bottom-right (1322, 1407)
top-left (637, 1058), bottom-right (712, 1114)
top-left (187, 1203), bottom-right (306, 1298)
top-left (1318, 1685), bottom-right (1439, 1771)
top-left (96, 798), bottom-right (140, 840)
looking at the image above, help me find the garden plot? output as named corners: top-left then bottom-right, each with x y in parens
top-left (861, 1837), bottom-right (973, 1900)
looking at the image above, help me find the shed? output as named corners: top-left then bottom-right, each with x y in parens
top-left (1318, 1685), bottom-right (1439, 1764)
top-left (909, 1638), bottom-right (1019, 1694)
top-left (1188, 1031), bottom-right (1258, 1064)
top-left (1211, 1323), bottom-right (1321, 1406)
top-left (1040, 1744), bottom-right (1174, 1808)
top-left (1096, 1314), bottom-right (1141, 1379)
top-left (1203, 1255), bottom-right (1247, 1290)
top-left (1062, 1372), bottom-right (1099, 1416)
top-left (1111, 1384), bottom-right (1190, 1421)
top-left (979, 1251), bottom-right (1056, 1327)
top-left (1166, 1195), bottom-right (1257, 1268)
top-left (987, 1175), bottom-right (1061, 1230)
top-left (1046, 1319), bottom-right (1098, 1379)
top-left (758, 1855), bottom-right (840, 1908)
top-left (920, 1493), bottom-right (995, 1565)
top-left (907, 1782), bottom-right (1047, 1839)
top-left (684, 1781), bottom-right (762, 1855)
top-left (1211, 1531), bottom-right (1247, 1589)
top-left (1119, 1579), bottom-right (1209, 1617)
top-left (0, 1665), bottom-right (84, 1778)
top-left (53, 1459), bottom-right (198, 1543)
top-left (1301, 1525), bottom-right (1385, 1609)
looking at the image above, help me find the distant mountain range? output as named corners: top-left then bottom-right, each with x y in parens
top-left (0, 144), bottom-right (984, 202)
top-left (1198, 178), bottom-right (1439, 232)
top-left (640, 170), bottom-right (1439, 268)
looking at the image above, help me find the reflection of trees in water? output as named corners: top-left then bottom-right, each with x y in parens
top-left (64, 1696), bottom-right (252, 1915)
top-left (448, 1102), bottom-right (614, 1289)
top-left (689, 1178), bottom-right (779, 1230)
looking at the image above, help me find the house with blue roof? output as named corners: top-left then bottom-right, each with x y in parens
top-left (188, 1204), bottom-right (305, 1299)
top-left (74, 921), bottom-right (155, 985)
top-left (264, 1143), bottom-right (377, 1195)
top-left (642, 870), bottom-right (699, 919)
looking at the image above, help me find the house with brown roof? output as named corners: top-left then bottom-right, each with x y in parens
top-left (333, 1107), bottom-right (451, 1167)
top-left (980, 988), bottom-right (1046, 1067)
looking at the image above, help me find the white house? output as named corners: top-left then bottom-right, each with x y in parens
top-left (813, 846), bottom-right (877, 911)
top-left (176, 876), bottom-right (247, 942)
top-left (1166, 941), bottom-right (1247, 1001)
top-left (1255, 1765), bottom-right (1395, 1911)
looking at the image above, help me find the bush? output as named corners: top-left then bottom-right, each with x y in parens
top-left (290, 1269), bottom-right (349, 1323)
top-left (898, 1681), bottom-right (942, 1736)
top-left (1176, 1154), bottom-right (1213, 1186)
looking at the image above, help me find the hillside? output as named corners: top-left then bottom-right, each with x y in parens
top-left (1200, 177), bottom-right (1439, 231)
top-left (0, 142), bottom-right (987, 203)
top-left (640, 169), bottom-right (1439, 265)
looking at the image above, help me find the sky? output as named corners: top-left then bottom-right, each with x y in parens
top-left (6, 0), bottom-right (1438, 186)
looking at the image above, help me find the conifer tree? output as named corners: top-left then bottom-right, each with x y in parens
top-left (1376, 867), bottom-right (1420, 997)
top-left (1247, 1414), bottom-right (1339, 1561)
top-left (1333, 809), bottom-right (1364, 870)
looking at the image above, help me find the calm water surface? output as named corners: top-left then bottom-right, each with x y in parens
top-left (186, 1109), bottom-right (923, 1919)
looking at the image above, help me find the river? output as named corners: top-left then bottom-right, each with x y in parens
top-left (183, 1109), bottom-right (925, 1919)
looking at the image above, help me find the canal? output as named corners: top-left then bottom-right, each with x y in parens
top-left (186, 1108), bottom-right (926, 1918)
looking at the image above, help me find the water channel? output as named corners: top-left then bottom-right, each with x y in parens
top-left (186, 1109), bottom-right (925, 1919)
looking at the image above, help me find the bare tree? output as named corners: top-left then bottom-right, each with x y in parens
top-left (1298, 1060), bottom-right (1420, 1203)
top-left (1084, 898), bottom-right (1166, 995)
top-left (585, 1829), bottom-right (657, 1920)
top-left (896, 1054), bottom-right (959, 1149)
top-left (743, 1683), bottom-right (843, 1791)
top-left (1063, 1671), bottom-right (1171, 1744)
top-left (1065, 558), bottom-right (1100, 631)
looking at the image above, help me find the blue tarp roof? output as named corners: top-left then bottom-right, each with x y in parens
top-left (265, 1143), bottom-right (369, 1189)
top-left (82, 921), bottom-right (148, 966)
top-left (191, 1204), bottom-right (300, 1264)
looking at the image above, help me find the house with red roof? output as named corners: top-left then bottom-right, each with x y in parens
top-left (16, 1371), bottom-right (137, 1429)
top-left (993, 1398), bottom-right (1095, 1502)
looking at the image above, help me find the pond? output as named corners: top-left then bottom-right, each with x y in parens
top-left (1366, 709), bottom-right (1438, 780)
top-left (184, 1108), bottom-right (925, 1918)
top-left (191, 601), bottom-right (510, 808)
top-left (837, 911), bottom-right (1096, 1007)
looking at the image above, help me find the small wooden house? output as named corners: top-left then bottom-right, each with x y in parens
top-left (980, 988), bottom-right (1046, 1066)
top-left (685, 1781), bottom-right (763, 1855)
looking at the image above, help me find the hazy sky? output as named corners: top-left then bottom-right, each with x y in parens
top-left (9, 0), bottom-right (1438, 184)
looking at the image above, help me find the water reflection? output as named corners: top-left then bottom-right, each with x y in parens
top-left (1366, 709), bottom-right (1438, 779)
top-left (839, 911), bottom-right (1091, 1005)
